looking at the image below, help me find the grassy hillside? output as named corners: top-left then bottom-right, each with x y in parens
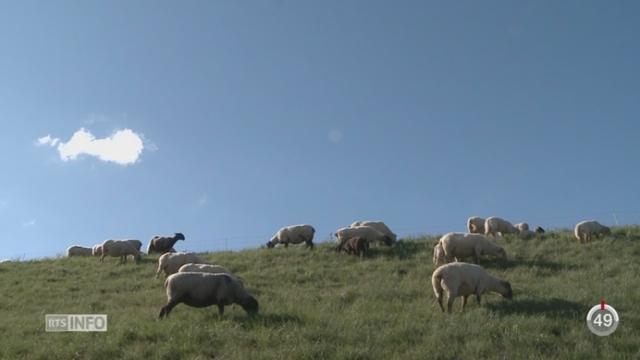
top-left (1, 228), bottom-right (639, 359)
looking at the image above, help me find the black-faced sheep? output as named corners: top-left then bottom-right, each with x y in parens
top-left (574, 220), bottom-right (611, 243)
top-left (67, 246), bottom-right (93, 257)
top-left (349, 221), bottom-right (397, 243)
top-left (147, 233), bottom-right (185, 254)
top-left (336, 236), bottom-right (369, 258)
top-left (466, 217), bottom-right (485, 234)
top-left (432, 262), bottom-right (513, 313)
top-left (159, 272), bottom-right (258, 318)
top-left (266, 224), bottom-right (315, 249)
top-left (434, 232), bottom-right (507, 265)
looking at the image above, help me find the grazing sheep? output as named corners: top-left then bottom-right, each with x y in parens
top-left (92, 244), bottom-right (103, 257)
top-left (518, 229), bottom-right (536, 240)
top-left (336, 226), bottom-right (393, 246)
top-left (100, 240), bottom-right (141, 263)
top-left (178, 263), bottom-right (231, 275)
top-left (266, 224), bottom-right (315, 249)
top-left (350, 221), bottom-right (397, 243)
top-left (147, 233), bottom-right (185, 254)
top-left (159, 272), bottom-right (258, 318)
top-left (125, 239), bottom-right (143, 252)
top-left (467, 217), bottom-right (485, 234)
top-left (156, 252), bottom-right (204, 278)
top-left (484, 217), bottom-right (518, 236)
top-left (432, 262), bottom-right (513, 313)
top-left (574, 220), bottom-right (611, 243)
top-left (433, 242), bottom-right (446, 266)
top-left (535, 226), bottom-right (545, 234)
top-left (67, 246), bottom-right (93, 257)
top-left (337, 237), bottom-right (369, 258)
top-left (436, 232), bottom-right (507, 264)
top-left (515, 223), bottom-right (529, 232)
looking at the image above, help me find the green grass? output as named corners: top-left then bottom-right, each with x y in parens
top-left (1, 227), bottom-right (640, 359)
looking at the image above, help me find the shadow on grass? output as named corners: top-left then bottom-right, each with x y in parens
top-left (486, 298), bottom-right (583, 318)
top-left (236, 312), bottom-right (303, 329)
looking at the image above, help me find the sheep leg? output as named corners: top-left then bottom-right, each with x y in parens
top-left (436, 294), bottom-right (444, 312)
top-left (159, 300), bottom-right (179, 319)
top-left (218, 304), bottom-right (224, 317)
top-left (447, 296), bottom-right (455, 313)
top-left (462, 296), bottom-right (468, 312)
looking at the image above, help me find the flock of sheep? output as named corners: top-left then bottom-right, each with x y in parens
top-left (63, 218), bottom-right (612, 317)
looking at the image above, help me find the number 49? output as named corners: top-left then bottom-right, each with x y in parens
top-left (594, 313), bottom-right (613, 327)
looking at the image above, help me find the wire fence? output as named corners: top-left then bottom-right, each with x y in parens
top-left (3, 210), bottom-right (638, 261)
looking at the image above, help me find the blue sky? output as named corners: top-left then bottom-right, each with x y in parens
top-left (1, 1), bottom-right (638, 259)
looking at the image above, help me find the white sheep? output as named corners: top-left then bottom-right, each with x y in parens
top-left (156, 252), bottom-right (204, 278)
top-left (147, 233), bottom-right (185, 254)
top-left (266, 224), bottom-right (315, 249)
top-left (100, 240), bottom-right (142, 263)
top-left (350, 221), bottom-right (397, 243)
top-left (433, 242), bottom-right (446, 266)
top-left (574, 220), bottom-right (611, 243)
top-left (159, 272), bottom-right (258, 318)
top-left (484, 217), bottom-right (518, 236)
top-left (92, 244), bottom-right (103, 257)
top-left (466, 217), bottom-right (485, 234)
top-left (178, 263), bottom-right (231, 275)
top-left (67, 246), bottom-right (93, 257)
top-left (515, 223), bottom-right (529, 232)
top-left (336, 226), bottom-right (393, 246)
top-left (435, 232), bottom-right (507, 265)
top-left (432, 262), bottom-right (513, 313)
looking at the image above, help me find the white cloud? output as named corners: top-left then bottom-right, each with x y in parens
top-left (22, 219), bottom-right (36, 228)
top-left (40, 128), bottom-right (146, 166)
top-left (36, 135), bottom-right (60, 147)
top-left (328, 129), bottom-right (343, 143)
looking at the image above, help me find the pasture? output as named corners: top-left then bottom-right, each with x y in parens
top-left (1, 227), bottom-right (639, 359)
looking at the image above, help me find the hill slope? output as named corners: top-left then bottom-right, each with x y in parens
top-left (1, 228), bottom-right (639, 359)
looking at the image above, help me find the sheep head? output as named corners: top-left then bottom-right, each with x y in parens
top-left (240, 295), bottom-right (259, 315)
top-left (174, 233), bottom-right (186, 241)
top-left (500, 281), bottom-right (513, 299)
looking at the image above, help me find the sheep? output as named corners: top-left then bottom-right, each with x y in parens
top-left (484, 217), bottom-right (518, 236)
top-left (125, 239), bottom-right (143, 252)
top-left (266, 224), bottom-right (315, 249)
top-left (574, 220), bottom-right (611, 243)
top-left (436, 232), bottom-right (507, 264)
top-left (433, 242), bottom-right (446, 266)
top-left (515, 223), bottom-right (529, 232)
top-left (156, 252), bottom-right (204, 278)
top-left (432, 262), bottom-right (513, 313)
top-left (518, 229), bottom-right (536, 240)
top-left (100, 240), bottom-right (142, 263)
top-left (67, 246), bottom-right (93, 257)
top-left (336, 237), bottom-right (369, 258)
top-left (350, 221), bottom-right (397, 243)
top-left (336, 226), bottom-right (393, 247)
top-left (92, 244), bottom-right (103, 257)
top-left (159, 272), bottom-right (258, 318)
top-left (466, 217), bottom-right (485, 234)
top-left (178, 263), bottom-right (231, 275)
top-left (147, 233), bottom-right (185, 254)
